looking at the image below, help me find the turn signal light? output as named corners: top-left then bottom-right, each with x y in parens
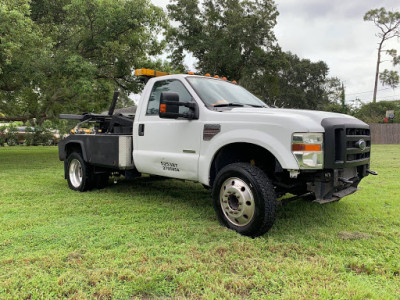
top-left (292, 144), bottom-right (321, 152)
top-left (188, 72), bottom-right (194, 75)
top-left (160, 104), bottom-right (167, 113)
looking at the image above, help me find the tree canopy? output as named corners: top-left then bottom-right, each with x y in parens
top-left (0, 0), bottom-right (167, 122)
top-left (241, 52), bottom-right (331, 109)
top-left (167, 0), bottom-right (332, 109)
top-left (167, 0), bottom-right (279, 81)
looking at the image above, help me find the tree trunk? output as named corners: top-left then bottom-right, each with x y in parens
top-left (373, 39), bottom-right (384, 103)
top-left (372, 32), bottom-right (387, 103)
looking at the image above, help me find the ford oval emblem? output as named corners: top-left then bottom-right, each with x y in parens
top-left (357, 139), bottom-right (366, 151)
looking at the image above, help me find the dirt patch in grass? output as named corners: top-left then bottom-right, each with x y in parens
top-left (347, 263), bottom-right (373, 275)
top-left (338, 231), bottom-right (372, 240)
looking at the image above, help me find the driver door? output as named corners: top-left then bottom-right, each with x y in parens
top-left (134, 79), bottom-right (202, 180)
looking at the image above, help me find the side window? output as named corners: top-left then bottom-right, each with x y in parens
top-left (146, 80), bottom-right (192, 116)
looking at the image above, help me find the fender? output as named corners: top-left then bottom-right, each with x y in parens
top-left (198, 128), bottom-right (300, 186)
top-left (58, 137), bottom-right (88, 162)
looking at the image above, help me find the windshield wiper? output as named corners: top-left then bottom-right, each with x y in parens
top-left (245, 104), bottom-right (267, 108)
top-left (213, 102), bottom-right (245, 107)
top-left (213, 102), bottom-right (267, 108)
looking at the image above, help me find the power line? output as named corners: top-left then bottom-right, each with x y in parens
top-left (347, 95), bottom-right (400, 102)
top-left (378, 94), bottom-right (400, 98)
top-left (346, 87), bottom-right (393, 96)
top-left (348, 94), bottom-right (400, 100)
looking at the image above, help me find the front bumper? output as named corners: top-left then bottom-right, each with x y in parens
top-left (306, 166), bottom-right (368, 203)
top-left (305, 117), bottom-right (372, 203)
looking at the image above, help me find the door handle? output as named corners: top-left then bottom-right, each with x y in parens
top-left (138, 124), bottom-right (145, 136)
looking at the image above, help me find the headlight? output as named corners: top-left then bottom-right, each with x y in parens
top-left (292, 133), bottom-right (323, 169)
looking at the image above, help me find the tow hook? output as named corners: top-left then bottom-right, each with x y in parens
top-left (367, 169), bottom-right (378, 175)
top-left (339, 177), bottom-right (354, 184)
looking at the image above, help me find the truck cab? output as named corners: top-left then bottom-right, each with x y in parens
top-left (58, 70), bottom-right (375, 237)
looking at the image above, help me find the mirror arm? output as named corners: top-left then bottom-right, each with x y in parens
top-left (160, 112), bottom-right (182, 118)
top-left (159, 99), bottom-right (199, 120)
top-left (162, 100), bottom-right (196, 109)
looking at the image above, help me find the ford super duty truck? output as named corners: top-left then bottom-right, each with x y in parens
top-left (58, 68), bottom-right (376, 237)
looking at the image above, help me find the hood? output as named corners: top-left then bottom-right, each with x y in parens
top-left (227, 107), bottom-right (354, 121)
top-left (217, 107), bottom-right (363, 132)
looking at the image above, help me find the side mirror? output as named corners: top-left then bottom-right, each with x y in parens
top-left (159, 92), bottom-right (199, 120)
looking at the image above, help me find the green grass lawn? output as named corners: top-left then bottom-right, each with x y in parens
top-left (0, 145), bottom-right (399, 299)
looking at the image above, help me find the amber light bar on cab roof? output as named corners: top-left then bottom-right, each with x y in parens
top-left (134, 68), bottom-right (238, 83)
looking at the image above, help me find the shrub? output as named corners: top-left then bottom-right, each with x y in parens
top-left (6, 125), bottom-right (18, 146)
top-left (24, 127), bottom-right (35, 146)
top-left (0, 126), bottom-right (6, 146)
top-left (31, 126), bottom-right (54, 146)
top-left (353, 101), bottom-right (400, 123)
top-left (40, 129), bottom-right (54, 146)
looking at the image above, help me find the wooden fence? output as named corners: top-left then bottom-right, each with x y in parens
top-left (369, 124), bottom-right (400, 144)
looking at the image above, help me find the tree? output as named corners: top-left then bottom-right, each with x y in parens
top-left (167, 0), bottom-right (279, 81)
top-left (0, 0), bottom-right (50, 120)
top-left (275, 53), bottom-right (330, 109)
top-left (167, 0), bottom-right (337, 110)
top-left (379, 49), bottom-right (400, 89)
top-left (0, 0), bottom-right (47, 93)
top-left (323, 78), bottom-right (351, 114)
top-left (364, 7), bottom-right (400, 102)
top-left (0, 1), bottom-right (51, 122)
top-left (241, 52), bottom-right (330, 109)
top-left (1, 0), bottom-right (168, 122)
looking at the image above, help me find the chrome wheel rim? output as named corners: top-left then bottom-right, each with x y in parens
top-left (69, 159), bottom-right (83, 188)
top-left (219, 177), bottom-right (255, 227)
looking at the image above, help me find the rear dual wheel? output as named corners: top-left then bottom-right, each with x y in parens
top-left (213, 163), bottom-right (276, 237)
top-left (67, 152), bottom-right (108, 191)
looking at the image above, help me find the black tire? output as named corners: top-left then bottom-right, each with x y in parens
top-left (66, 152), bottom-right (93, 192)
top-left (212, 163), bottom-right (276, 237)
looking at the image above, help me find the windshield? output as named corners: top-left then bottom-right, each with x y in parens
top-left (186, 77), bottom-right (268, 108)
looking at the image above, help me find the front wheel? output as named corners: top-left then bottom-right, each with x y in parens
top-left (67, 152), bottom-right (93, 192)
top-left (212, 163), bottom-right (276, 237)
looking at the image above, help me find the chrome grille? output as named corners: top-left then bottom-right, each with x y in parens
top-left (321, 118), bottom-right (371, 169)
top-left (344, 127), bottom-right (371, 166)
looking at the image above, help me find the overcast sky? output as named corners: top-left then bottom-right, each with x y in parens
top-left (150, 0), bottom-right (400, 104)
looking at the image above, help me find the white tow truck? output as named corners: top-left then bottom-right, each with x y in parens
top-left (58, 69), bottom-right (376, 237)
